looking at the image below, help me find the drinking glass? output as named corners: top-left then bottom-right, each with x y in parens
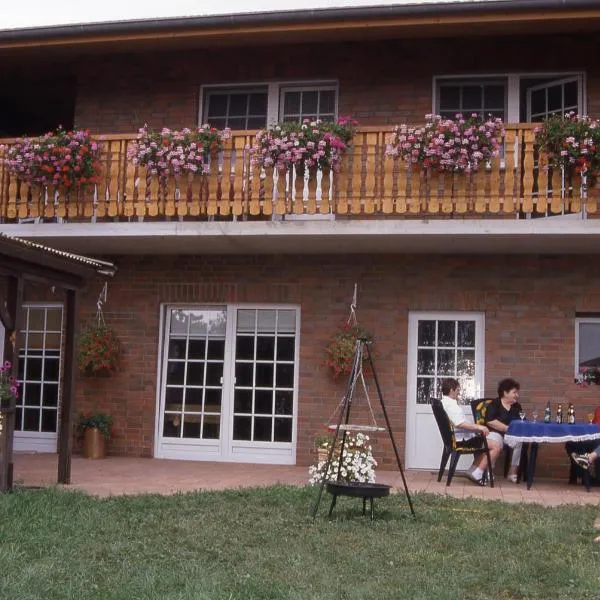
top-left (531, 410), bottom-right (539, 423)
top-left (519, 410), bottom-right (526, 421)
top-left (587, 413), bottom-right (594, 424)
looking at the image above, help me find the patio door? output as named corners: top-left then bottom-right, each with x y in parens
top-left (405, 312), bottom-right (484, 470)
top-left (14, 304), bottom-right (63, 453)
top-left (155, 305), bottom-right (299, 464)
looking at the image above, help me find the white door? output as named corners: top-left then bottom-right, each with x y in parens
top-left (155, 305), bottom-right (299, 464)
top-left (406, 312), bottom-right (485, 470)
top-left (14, 304), bottom-right (63, 453)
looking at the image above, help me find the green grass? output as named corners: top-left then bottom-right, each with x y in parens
top-left (0, 486), bottom-right (599, 599)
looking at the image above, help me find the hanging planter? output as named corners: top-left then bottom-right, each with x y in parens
top-left (77, 326), bottom-right (121, 377)
top-left (324, 323), bottom-right (372, 381)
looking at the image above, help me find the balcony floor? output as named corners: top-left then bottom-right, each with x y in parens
top-left (13, 452), bottom-right (599, 506)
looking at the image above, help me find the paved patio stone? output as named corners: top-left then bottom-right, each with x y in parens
top-left (11, 453), bottom-right (600, 507)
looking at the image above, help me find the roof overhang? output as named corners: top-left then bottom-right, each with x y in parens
top-left (1, 1), bottom-right (600, 56)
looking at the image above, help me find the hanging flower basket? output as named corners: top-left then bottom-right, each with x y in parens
top-left (324, 323), bottom-right (372, 380)
top-left (77, 326), bottom-right (121, 377)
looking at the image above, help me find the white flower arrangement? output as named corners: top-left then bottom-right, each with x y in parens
top-left (308, 432), bottom-right (377, 485)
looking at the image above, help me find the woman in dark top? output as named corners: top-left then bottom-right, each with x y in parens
top-left (484, 378), bottom-right (523, 482)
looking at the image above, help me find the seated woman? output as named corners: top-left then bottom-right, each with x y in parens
top-left (484, 378), bottom-right (523, 483)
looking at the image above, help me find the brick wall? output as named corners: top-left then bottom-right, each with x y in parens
top-left (70, 34), bottom-right (600, 132)
top-left (22, 253), bottom-right (598, 479)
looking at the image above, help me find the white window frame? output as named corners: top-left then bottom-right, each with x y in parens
top-left (13, 302), bottom-right (64, 453)
top-left (574, 317), bottom-right (600, 378)
top-left (526, 76), bottom-right (583, 122)
top-left (198, 80), bottom-right (339, 128)
top-left (154, 303), bottom-right (301, 464)
top-left (433, 72), bottom-right (586, 123)
top-left (435, 78), bottom-right (507, 120)
top-left (279, 84), bottom-right (339, 123)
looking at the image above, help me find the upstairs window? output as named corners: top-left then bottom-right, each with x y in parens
top-left (437, 80), bottom-right (506, 120)
top-left (279, 86), bottom-right (337, 123)
top-left (203, 87), bottom-right (268, 130)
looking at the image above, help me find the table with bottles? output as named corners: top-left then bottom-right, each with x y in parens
top-left (505, 419), bottom-right (600, 489)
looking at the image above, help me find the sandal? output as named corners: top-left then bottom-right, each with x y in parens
top-left (507, 474), bottom-right (518, 483)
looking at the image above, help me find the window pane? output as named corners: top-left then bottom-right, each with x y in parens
top-left (234, 389), bottom-right (253, 413)
top-left (254, 417), bottom-right (272, 441)
top-left (462, 86), bottom-right (482, 110)
top-left (417, 349), bottom-right (435, 375)
top-left (416, 377), bottom-right (434, 404)
top-left (256, 336), bottom-right (275, 360)
top-left (438, 321), bottom-right (455, 347)
top-left (166, 362), bottom-right (185, 385)
top-left (236, 337), bottom-right (254, 360)
top-left (457, 350), bottom-right (475, 377)
top-left (205, 363), bottom-right (223, 386)
top-left (319, 90), bottom-right (336, 115)
top-left (185, 387), bottom-right (204, 409)
top-left (28, 309), bottom-right (45, 331)
top-left (437, 349), bottom-right (455, 375)
top-left (278, 310), bottom-right (296, 333)
top-left (229, 94), bottom-right (248, 116)
top-left (255, 390), bottom-right (273, 414)
top-left (233, 416), bottom-right (252, 440)
top-left (235, 363), bottom-right (254, 386)
top-left (41, 409), bottom-right (57, 433)
top-left (188, 339), bottom-right (205, 360)
top-left (168, 339), bottom-right (186, 359)
top-left (531, 89), bottom-right (545, 116)
top-left (578, 323), bottom-right (600, 368)
top-left (186, 363), bottom-right (205, 386)
top-left (257, 310), bottom-right (277, 333)
top-left (457, 321), bottom-right (475, 348)
top-left (275, 363), bottom-right (294, 388)
top-left (23, 408), bottom-right (40, 431)
top-left (564, 81), bottom-right (578, 108)
top-left (275, 390), bottom-right (293, 415)
top-left (418, 321), bottom-right (436, 346)
top-left (203, 417), bottom-right (220, 439)
top-left (44, 384), bottom-right (59, 408)
top-left (439, 86), bottom-right (460, 111)
top-left (226, 117), bottom-right (245, 130)
top-left (207, 94), bottom-right (228, 117)
top-left (284, 91), bottom-right (301, 116)
top-left (205, 388), bottom-right (222, 411)
top-left (302, 91), bottom-right (319, 117)
top-left (249, 93), bottom-right (268, 115)
top-left (484, 85), bottom-right (505, 109)
top-left (256, 363), bottom-right (274, 387)
top-left (274, 418), bottom-right (292, 442)
top-left (276, 337), bottom-right (295, 361)
top-left (247, 116), bottom-right (267, 129)
top-left (183, 418), bottom-right (201, 438)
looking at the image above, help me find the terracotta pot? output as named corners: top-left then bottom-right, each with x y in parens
top-left (82, 427), bottom-right (107, 459)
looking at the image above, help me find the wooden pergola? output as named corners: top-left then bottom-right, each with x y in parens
top-left (0, 233), bottom-right (116, 492)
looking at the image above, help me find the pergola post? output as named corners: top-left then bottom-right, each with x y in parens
top-left (0, 274), bottom-right (23, 492)
top-left (58, 289), bottom-right (78, 484)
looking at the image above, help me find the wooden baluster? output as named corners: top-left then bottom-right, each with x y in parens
top-left (336, 146), bottom-right (352, 215)
top-left (410, 167), bottom-right (425, 214)
top-left (188, 173), bottom-right (202, 218)
top-left (147, 176), bottom-right (160, 217)
top-left (320, 167), bottom-right (331, 214)
top-left (587, 178), bottom-right (600, 214)
top-left (570, 170), bottom-right (582, 215)
top-left (428, 170), bottom-right (441, 214)
top-left (17, 182), bottom-right (30, 220)
top-left (474, 168), bottom-right (487, 214)
top-left (276, 168), bottom-right (288, 215)
top-left (305, 168), bottom-right (317, 214)
top-left (206, 155), bottom-right (218, 217)
top-left (382, 147), bottom-right (394, 214)
top-left (489, 155), bottom-right (501, 214)
top-left (219, 142), bottom-right (233, 218)
top-left (135, 167), bottom-right (149, 219)
top-left (44, 186), bottom-right (56, 219)
top-left (452, 171), bottom-right (466, 214)
top-left (502, 128), bottom-right (517, 214)
top-left (231, 137), bottom-right (246, 217)
top-left (521, 129), bottom-right (535, 216)
top-left (107, 140), bottom-right (121, 218)
top-left (258, 167), bottom-right (272, 216)
top-left (293, 167), bottom-right (305, 215)
top-left (351, 133), bottom-right (364, 215)
top-left (395, 160), bottom-right (408, 214)
top-left (29, 185), bottom-right (41, 220)
top-left (363, 132), bottom-right (377, 214)
top-left (165, 175), bottom-right (177, 218)
top-left (122, 141), bottom-right (136, 219)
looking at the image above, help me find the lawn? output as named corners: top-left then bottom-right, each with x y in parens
top-left (0, 486), bottom-right (599, 600)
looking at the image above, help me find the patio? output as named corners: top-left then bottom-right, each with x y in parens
top-left (12, 452), bottom-right (600, 507)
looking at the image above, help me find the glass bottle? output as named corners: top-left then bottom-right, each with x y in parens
top-left (556, 403), bottom-right (563, 424)
top-left (567, 403), bottom-right (575, 424)
top-left (544, 401), bottom-right (551, 423)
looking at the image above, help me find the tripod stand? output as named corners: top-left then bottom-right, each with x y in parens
top-left (311, 337), bottom-right (415, 519)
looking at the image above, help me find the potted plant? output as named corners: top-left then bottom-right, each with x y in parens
top-left (324, 323), bottom-right (372, 380)
top-left (128, 124), bottom-right (231, 184)
top-left (2, 126), bottom-right (102, 189)
top-left (77, 326), bottom-right (121, 377)
top-left (78, 412), bottom-right (113, 459)
top-left (249, 116), bottom-right (358, 174)
top-left (534, 112), bottom-right (600, 194)
top-left (308, 432), bottom-right (377, 484)
top-left (385, 113), bottom-right (505, 173)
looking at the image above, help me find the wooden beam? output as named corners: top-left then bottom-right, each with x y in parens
top-left (0, 258), bottom-right (86, 291)
top-left (57, 288), bottom-right (78, 484)
top-left (0, 275), bottom-right (23, 492)
top-left (0, 297), bottom-right (13, 331)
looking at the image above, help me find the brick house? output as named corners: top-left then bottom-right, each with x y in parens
top-left (1, 0), bottom-right (600, 478)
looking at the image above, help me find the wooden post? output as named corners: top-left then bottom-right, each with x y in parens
top-left (0, 275), bottom-right (23, 492)
top-left (58, 288), bottom-right (78, 484)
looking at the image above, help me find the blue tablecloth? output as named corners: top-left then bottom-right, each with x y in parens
top-left (505, 421), bottom-right (600, 447)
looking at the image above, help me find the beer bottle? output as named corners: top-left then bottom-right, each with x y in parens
top-left (556, 403), bottom-right (563, 424)
top-left (568, 403), bottom-right (575, 424)
top-left (544, 401), bottom-right (551, 423)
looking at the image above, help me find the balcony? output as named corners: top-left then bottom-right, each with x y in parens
top-left (0, 126), bottom-right (595, 223)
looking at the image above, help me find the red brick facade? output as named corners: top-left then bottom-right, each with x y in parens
top-left (21, 253), bottom-right (600, 478)
top-left (69, 34), bottom-right (600, 133)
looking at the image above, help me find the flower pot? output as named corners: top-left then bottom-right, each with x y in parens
top-left (82, 427), bottom-right (107, 459)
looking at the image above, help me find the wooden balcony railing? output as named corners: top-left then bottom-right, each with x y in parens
top-left (0, 126), bottom-right (597, 222)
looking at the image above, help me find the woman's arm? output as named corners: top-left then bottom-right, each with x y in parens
top-left (486, 418), bottom-right (509, 434)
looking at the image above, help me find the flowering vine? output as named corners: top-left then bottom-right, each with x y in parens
top-left (0, 360), bottom-right (19, 404)
top-left (78, 327), bottom-right (121, 376)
